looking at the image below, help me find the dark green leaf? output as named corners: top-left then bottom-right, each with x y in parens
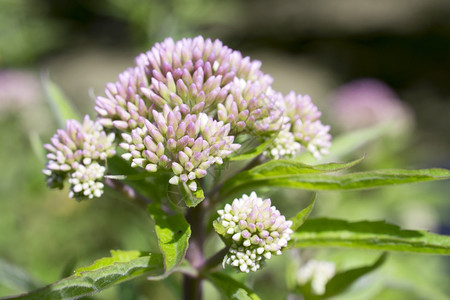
top-left (324, 253), bottom-right (387, 297)
top-left (205, 272), bottom-right (261, 300)
top-left (41, 74), bottom-right (80, 127)
top-left (292, 218), bottom-right (450, 254)
top-left (148, 204), bottom-right (191, 273)
top-left (220, 157), bottom-right (364, 198)
top-left (290, 194), bottom-right (316, 231)
top-left (221, 163), bottom-right (450, 198)
top-left (3, 251), bottom-right (164, 300)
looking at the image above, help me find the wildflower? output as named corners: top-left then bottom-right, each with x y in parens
top-left (216, 192), bottom-right (293, 272)
top-left (42, 115), bottom-right (116, 200)
top-left (265, 92), bottom-right (331, 159)
top-left (297, 260), bottom-right (336, 295)
top-left (119, 104), bottom-right (240, 191)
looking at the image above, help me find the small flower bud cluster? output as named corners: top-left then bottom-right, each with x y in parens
top-left (218, 79), bottom-right (283, 134)
top-left (95, 66), bottom-right (151, 130)
top-left (42, 115), bottom-right (116, 200)
top-left (265, 92), bottom-right (331, 159)
top-left (216, 192), bottom-right (293, 273)
top-left (263, 124), bottom-right (301, 159)
top-left (119, 105), bottom-right (240, 191)
top-left (297, 260), bottom-right (336, 295)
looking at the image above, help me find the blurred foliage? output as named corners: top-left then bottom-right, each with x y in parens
top-left (0, 0), bottom-right (449, 299)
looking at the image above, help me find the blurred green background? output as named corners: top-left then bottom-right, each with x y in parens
top-left (0, 0), bottom-right (449, 299)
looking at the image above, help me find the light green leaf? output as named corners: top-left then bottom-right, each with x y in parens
top-left (181, 182), bottom-right (205, 207)
top-left (290, 194), bottom-right (316, 231)
top-left (41, 74), bottom-right (80, 127)
top-left (323, 253), bottom-right (387, 298)
top-left (148, 204), bottom-right (191, 273)
top-left (229, 135), bottom-right (277, 161)
top-left (292, 218), bottom-right (450, 254)
top-left (205, 272), bottom-right (261, 300)
top-left (220, 157), bottom-right (364, 198)
top-left (221, 163), bottom-right (450, 197)
top-left (3, 251), bottom-right (164, 300)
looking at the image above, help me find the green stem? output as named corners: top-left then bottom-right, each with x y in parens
top-left (183, 200), bottom-right (208, 300)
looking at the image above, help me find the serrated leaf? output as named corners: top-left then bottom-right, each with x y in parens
top-left (148, 204), bottom-right (191, 273)
top-left (3, 251), bottom-right (164, 300)
top-left (41, 74), bottom-right (80, 127)
top-left (221, 163), bottom-right (450, 198)
top-left (220, 157), bottom-right (364, 198)
top-left (292, 218), bottom-right (450, 254)
top-left (205, 272), bottom-right (261, 300)
top-left (290, 194), bottom-right (316, 231)
top-left (323, 252), bottom-right (387, 298)
top-left (229, 135), bottom-right (277, 161)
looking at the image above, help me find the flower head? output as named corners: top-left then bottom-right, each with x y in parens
top-left (119, 104), bottom-right (240, 191)
top-left (42, 115), bottom-right (116, 200)
top-left (216, 192), bottom-right (293, 273)
top-left (95, 36), bottom-right (279, 135)
top-left (265, 92), bottom-right (331, 159)
top-left (297, 260), bottom-right (336, 295)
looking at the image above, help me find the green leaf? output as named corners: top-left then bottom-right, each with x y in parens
top-left (290, 194), bottom-right (316, 231)
top-left (0, 259), bottom-right (41, 293)
top-left (41, 74), bottom-right (80, 127)
top-left (148, 204), bottom-right (191, 273)
top-left (323, 252), bottom-right (387, 298)
top-left (221, 162), bottom-right (450, 197)
top-left (205, 272), bottom-right (261, 300)
top-left (220, 157), bottom-right (364, 198)
top-left (181, 182), bottom-right (205, 207)
top-left (229, 135), bottom-right (277, 161)
top-left (292, 218), bottom-right (450, 254)
top-left (3, 251), bottom-right (164, 300)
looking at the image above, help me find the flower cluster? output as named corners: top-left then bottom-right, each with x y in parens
top-left (95, 36), bottom-right (278, 135)
top-left (265, 92), bottom-right (331, 159)
top-left (119, 105), bottom-right (240, 191)
top-left (42, 115), bottom-right (116, 200)
top-left (45, 36), bottom-right (331, 200)
top-left (95, 36), bottom-right (293, 189)
top-left (297, 260), bottom-right (336, 295)
top-left (216, 192), bottom-right (293, 273)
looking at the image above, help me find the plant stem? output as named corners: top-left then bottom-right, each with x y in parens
top-left (183, 200), bottom-right (208, 300)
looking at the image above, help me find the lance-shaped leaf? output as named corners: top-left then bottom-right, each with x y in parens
top-left (220, 158), bottom-right (364, 198)
top-left (221, 162), bottom-right (450, 198)
top-left (2, 251), bottom-right (164, 300)
top-left (148, 204), bottom-right (191, 274)
top-left (292, 218), bottom-right (450, 254)
top-left (323, 253), bottom-right (387, 298)
top-left (205, 272), bottom-right (261, 300)
top-left (41, 74), bottom-right (80, 127)
top-left (290, 194), bottom-right (316, 232)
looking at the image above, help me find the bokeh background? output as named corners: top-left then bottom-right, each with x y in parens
top-left (1, 0), bottom-right (449, 299)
